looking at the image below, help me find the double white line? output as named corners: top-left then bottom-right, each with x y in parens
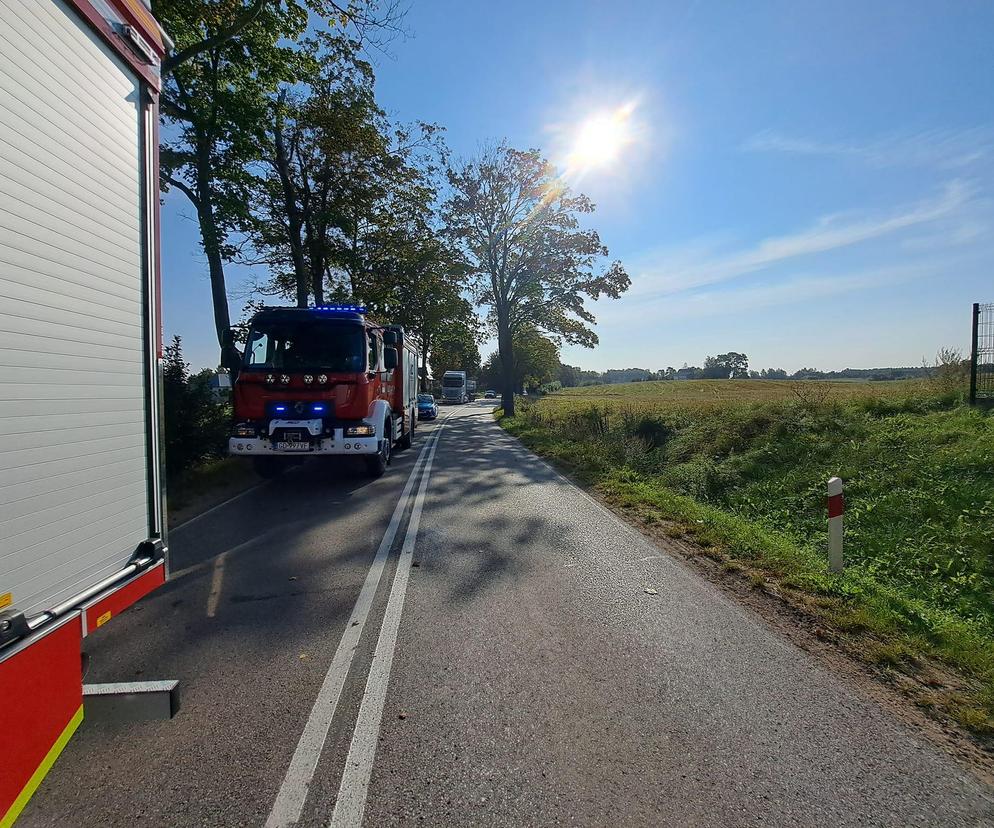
top-left (266, 416), bottom-right (449, 828)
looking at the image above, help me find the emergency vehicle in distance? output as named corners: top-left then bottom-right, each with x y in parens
top-left (228, 305), bottom-right (419, 477)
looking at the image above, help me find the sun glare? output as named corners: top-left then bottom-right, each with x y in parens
top-left (567, 104), bottom-right (636, 171)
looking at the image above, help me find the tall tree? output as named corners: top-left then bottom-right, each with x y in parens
top-left (247, 35), bottom-right (445, 310)
top-left (443, 143), bottom-right (630, 415)
top-left (155, 0), bottom-right (315, 348)
top-left (155, 0), bottom-right (405, 352)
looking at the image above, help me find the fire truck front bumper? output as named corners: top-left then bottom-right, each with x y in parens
top-left (228, 431), bottom-right (379, 457)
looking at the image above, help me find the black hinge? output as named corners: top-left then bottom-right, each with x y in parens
top-left (0, 608), bottom-right (30, 647)
top-left (132, 538), bottom-right (166, 565)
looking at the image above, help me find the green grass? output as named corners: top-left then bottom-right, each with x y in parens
top-left (498, 379), bottom-right (994, 733)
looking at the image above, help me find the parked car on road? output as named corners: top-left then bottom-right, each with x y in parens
top-left (484, 389), bottom-right (496, 398)
top-left (418, 393), bottom-right (439, 420)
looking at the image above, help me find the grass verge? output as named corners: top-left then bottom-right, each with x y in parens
top-left (496, 385), bottom-right (994, 738)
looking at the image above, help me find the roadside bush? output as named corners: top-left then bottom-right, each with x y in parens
top-left (163, 336), bottom-right (230, 479)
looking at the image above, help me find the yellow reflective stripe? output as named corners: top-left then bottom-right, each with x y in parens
top-left (0, 705), bottom-right (84, 828)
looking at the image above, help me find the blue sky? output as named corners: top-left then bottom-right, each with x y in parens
top-left (162, 0), bottom-right (994, 373)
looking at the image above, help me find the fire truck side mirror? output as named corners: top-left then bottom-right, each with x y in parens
top-left (382, 330), bottom-right (398, 346)
top-left (383, 347), bottom-right (398, 371)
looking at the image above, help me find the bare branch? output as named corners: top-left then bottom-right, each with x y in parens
top-left (165, 174), bottom-right (200, 208)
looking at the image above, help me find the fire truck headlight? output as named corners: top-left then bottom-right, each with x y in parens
top-left (317, 374), bottom-right (328, 384)
top-left (345, 424), bottom-right (375, 437)
top-left (279, 374), bottom-right (291, 385)
top-left (234, 423), bottom-right (256, 438)
top-left (304, 374), bottom-right (314, 384)
top-left (265, 374), bottom-right (275, 385)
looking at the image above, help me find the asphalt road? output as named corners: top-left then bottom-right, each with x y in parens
top-left (20, 402), bottom-right (994, 827)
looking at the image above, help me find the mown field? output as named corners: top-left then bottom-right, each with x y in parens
top-left (500, 379), bottom-right (994, 734)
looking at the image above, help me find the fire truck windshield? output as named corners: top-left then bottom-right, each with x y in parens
top-left (243, 319), bottom-right (366, 373)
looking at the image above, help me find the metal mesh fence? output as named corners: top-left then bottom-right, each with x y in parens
top-left (971, 302), bottom-right (994, 402)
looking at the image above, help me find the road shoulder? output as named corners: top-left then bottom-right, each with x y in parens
top-left (497, 415), bottom-right (994, 785)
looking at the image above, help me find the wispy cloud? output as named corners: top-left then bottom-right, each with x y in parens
top-left (743, 127), bottom-right (993, 170)
top-left (639, 261), bottom-right (943, 322)
top-left (596, 255), bottom-right (974, 328)
top-left (628, 180), bottom-right (976, 297)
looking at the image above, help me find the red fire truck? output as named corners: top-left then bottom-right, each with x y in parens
top-left (0, 1), bottom-right (169, 823)
top-left (228, 305), bottom-right (420, 477)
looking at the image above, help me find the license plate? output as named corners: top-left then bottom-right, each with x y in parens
top-left (276, 441), bottom-right (311, 452)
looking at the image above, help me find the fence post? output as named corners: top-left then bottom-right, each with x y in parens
top-left (827, 477), bottom-right (844, 573)
top-left (970, 302), bottom-right (980, 405)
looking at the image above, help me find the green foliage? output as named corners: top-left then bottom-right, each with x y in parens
top-left (703, 352), bottom-right (749, 379)
top-left (157, 0), bottom-right (320, 343)
top-left (155, 0), bottom-right (406, 347)
top-left (162, 336), bottom-right (231, 478)
top-left (250, 36), bottom-right (450, 309)
top-left (500, 379), bottom-right (994, 731)
top-left (481, 328), bottom-right (560, 392)
top-left (241, 18), bottom-right (474, 360)
top-left (429, 322), bottom-right (481, 380)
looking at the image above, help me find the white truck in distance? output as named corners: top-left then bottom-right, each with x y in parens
top-left (441, 370), bottom-right (468, 404)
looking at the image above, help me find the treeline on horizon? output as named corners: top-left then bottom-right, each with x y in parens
top-left (556, 362), bottom-right (937, 387)
top-left (474, 339), bottom-right (948, 395)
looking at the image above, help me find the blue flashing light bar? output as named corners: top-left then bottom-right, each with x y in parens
top-left (312, 404), bottom-right (326, 414)
top-left (274, 405), bottom-right (287, 413)
top-left (312, 304), bottom-right (366, 314)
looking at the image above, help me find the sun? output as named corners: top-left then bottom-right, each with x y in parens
top-left (567, 104), bottom-right (635, 171)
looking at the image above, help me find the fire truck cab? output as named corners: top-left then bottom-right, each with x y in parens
top-left (229, 306), bottom-right (419, 477)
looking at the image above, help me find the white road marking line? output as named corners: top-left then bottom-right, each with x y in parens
top-left (265, 423), bottom-right (447, 828)
top-left (205, 550), bottom-right (229, 618)
top-left (168, 527), bottom-right (287, 582)
top-left (329, 414), bottom-right (448, 828)
top-left (170, 479), bottom-right (270, 533)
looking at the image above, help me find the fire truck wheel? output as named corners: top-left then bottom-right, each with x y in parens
top-left (398, 416), bottom-right (413, 450)
top-left (365, 422), bottom-right (391, 477)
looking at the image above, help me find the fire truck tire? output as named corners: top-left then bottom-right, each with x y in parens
top-left (365, 421), bottom-right (391, 477)
top-left (398, 414), bottom-right (413, 450)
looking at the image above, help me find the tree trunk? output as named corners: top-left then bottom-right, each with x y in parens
top-left (272, 113), bottom-right (309, 308)
top-left (498, 320), bottom-right (515, 417)
top-left (311, 267), bottom-right (325, 305)
top-left (308, 230), bottom-right (325, 305)
top-left (194, 133), bottom-right (231, 348)
top-left (420, 332), bottom-right (430, 374)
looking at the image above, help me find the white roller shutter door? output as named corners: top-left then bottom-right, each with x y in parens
top-left (0, 0), bottom-right (152, 617)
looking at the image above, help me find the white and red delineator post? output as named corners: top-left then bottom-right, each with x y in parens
top-left (827, 476), bottom-right (844, 573)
